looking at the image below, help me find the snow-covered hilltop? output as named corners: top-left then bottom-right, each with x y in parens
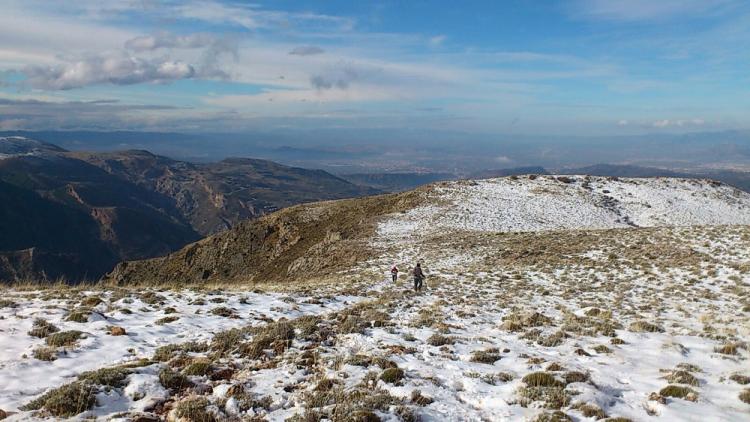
top-left (379, 175), bottom-right (750, 239)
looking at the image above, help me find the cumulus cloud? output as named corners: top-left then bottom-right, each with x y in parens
top-left (289, 46), bottom-right (325, 56)
top-left (22, 53), bottom-right (197, 90)
top-left (125, 32), bottom-right (238, 79)
top-left (18, 30), bottom-right (240, 90)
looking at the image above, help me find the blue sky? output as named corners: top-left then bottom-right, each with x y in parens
top-left (1, 0), bottom-right (749, 135)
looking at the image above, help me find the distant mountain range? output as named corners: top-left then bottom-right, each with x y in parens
top-left (343, 164), bottom-right (750, 194)
top-left (0, 136), bottom-right (378, 283)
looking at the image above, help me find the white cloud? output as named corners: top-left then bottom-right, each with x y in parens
top-left (125, 33), bottom-right (219, 51)
top-left (22, 53), bottom-right (197, 90)
top-left (173, 0), bottom-right (355, 31)
top-left (571, 0), bottom-right (737, 22)
top-left (617, 119), bottom-right (629, 126)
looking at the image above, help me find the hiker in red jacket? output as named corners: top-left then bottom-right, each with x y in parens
top-left (391, 265), bottom-right (399, 282)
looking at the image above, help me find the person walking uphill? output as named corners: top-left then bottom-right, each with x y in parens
top-left (413, 262), bottom-right (425, 292)
top-left (391, 265), bottom-right (399, 282)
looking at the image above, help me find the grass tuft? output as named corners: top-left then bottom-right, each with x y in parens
top-left (45, 330), bottom-right (85, 347)
top-left (380, 368), bottom-right (405, 384)
top-left (28, 318), bottom-right (59, 338)
top-left (20, 381), bottom-right (96, 417)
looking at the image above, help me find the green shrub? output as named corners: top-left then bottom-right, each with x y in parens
top-left (174, 397), bottom-right (216, 422)
top-left (183, 360), bottom-right (212, 376)
top-left (33, 346), bottom-right (58, 361)
top-left (28, 318), bottom-right (59, 338)
top-left (380, 368), bottom-right (405, 384)
top-left (210, 327), bottom-right (248, 357)
top-left (426, 334), bottom-right (454, 346)
top-left (628, 321), bottom-right (663, 333)
top-left (153, 341), bottom-right (208, 361)
top-left (410, 389), bottom-right (433, 406)
top-left (346, 354), bottom-right (373, 367)
top-left (0, 299), bottom-right (18, 308)
top-left (78, 367), bottom-right (130, 387)
top-left (210, 306), bottom-right (237, 318)
top-left (531, 411), bottom-right (573, 422)
top-left (46, 330), bottom-right (85, 347)
top-left (522, 372), bottom-right (563, 387)
top-left (729, 374), bottom-right (750, 385)
top-left (715, 342), bottom-right (743, 355)
top-left (664, 370), bottom-right (699, 386)
top-left (659, 385), bottom-right (697, 399)
top-left (66, 309), bottom-right (91, 323)
top-left (80, 296), bottom-right (103, 307)
top-left (155, 316), bottom-right (179, 325)
top-left (20, 381), bottom-right (96, 417)
top-left (593, 345), bottom-right (611, 354)
top-left (159, 367), bottom-right (192, 391)
top-left (470, 349), bottom-right (502, 364)
top-left (573, 402), bottom-right (606, 419)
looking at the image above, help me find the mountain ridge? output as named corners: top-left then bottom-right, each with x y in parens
top-left (104, 174), bottom-right (750, 286)
top-left (0, 137), bottom-right (379, 283)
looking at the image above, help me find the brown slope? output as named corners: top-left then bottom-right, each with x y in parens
top-left (0, 154), bottom-right (200, 283)
top-left (71, 150), bottom-right (381, 235)
top-left (103, 188), bottom-right (425, 286)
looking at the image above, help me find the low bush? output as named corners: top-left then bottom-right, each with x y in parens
top-left (45, 330), bottom-right (85, 347)
top-left (20, 381), bottom-right (96, 417)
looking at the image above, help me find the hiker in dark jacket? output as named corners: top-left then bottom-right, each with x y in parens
top-left (391, 265), bottom-right (399, 282)
top-left (413, 262), bottom-right (425, 291)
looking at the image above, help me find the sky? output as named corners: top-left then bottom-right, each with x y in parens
top-left (1, 0), bottom-right (749, 136)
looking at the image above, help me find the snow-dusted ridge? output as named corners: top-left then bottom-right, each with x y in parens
top-left (379, 175), bottom-right (750, 239)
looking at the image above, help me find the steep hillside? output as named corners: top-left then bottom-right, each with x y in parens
top-left (106, 175), bottom-right (750, 286)
top-left (71, 150), bottom-right (379, 235)
top-left (0, 155), bottom-right (200, 282)
top-left (0, 137), bottom-right (379, 283)
top-left (105, 190), bottom-right (423, 285)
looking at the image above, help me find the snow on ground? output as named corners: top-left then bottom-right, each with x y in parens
top-left (1, 176), bottom-right (749, 421)
top-left (0, 288), bottom-right (364, 418)
top-left (378, 175), bottom-right (750, 239)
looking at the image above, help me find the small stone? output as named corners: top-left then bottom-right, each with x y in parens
top-left (110, 326), bottom-right (127, 336)
top-left (575, 348), bottom-right (591, 357)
